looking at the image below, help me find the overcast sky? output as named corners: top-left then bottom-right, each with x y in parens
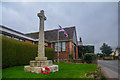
top-left (1, 2), bottom-right (118, 53)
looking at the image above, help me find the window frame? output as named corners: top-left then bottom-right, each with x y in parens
top-left (54, 42), bottom-right (66, 52)
top-left (61, 42), bottom-right (66, 52)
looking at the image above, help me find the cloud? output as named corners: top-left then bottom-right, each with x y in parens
top-left (2, 4), bottom-right (39, 33)
top-left (2, 2), bottom-right (118, 53)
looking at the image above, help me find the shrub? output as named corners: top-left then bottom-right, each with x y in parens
top-left (97, 53), bottom-right (104, 58)
top-left (2, 36), bottom-right (55, 68)
top-left (45, 47), bottom-right (55, 61)
top-left (84, 53), bottom-right (96, 63)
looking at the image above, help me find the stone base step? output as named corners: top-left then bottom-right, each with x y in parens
top-left (30, 60), bottom-right (53, 67)
top-left (35, 57), bottom-right (47, 61)
top-left (24, 65), bottom-right (58, 73)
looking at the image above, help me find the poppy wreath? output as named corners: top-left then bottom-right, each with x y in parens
top-left (41, 67), bottom-right (50, 74)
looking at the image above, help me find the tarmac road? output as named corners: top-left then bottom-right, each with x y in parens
top-left (98, 60), bottom-right (119, 79)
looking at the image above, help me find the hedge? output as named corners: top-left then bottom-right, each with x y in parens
top-left (83, 53), bottom-right (97, 63)
top-left (97, 53), bottom-right (104, 58)
top-left (2, 36), bottom-right (55, 68)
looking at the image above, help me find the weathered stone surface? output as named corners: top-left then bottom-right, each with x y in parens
top-left (48, 60), bottom-right (53, 66)
top-left (48, 65), bottom-right (58, 72)
top-left (30, 60), bottom-right (53, 67)
top-left (30, 61), bottom-right (37, 67)
top-left (35, 57), bottom-right (47, 61)
top-left (37, 10), bottom-right (46, 60)
top-left (31, 67), bottom-right (35, 73)
top-left (24, 65), bottom-right (58, 73)
top-left (24, 66), bottom-right (31, 72)
top-left (34, 67), bottom-right (42, 73)
top-left (24, 10), bottom-right (59, 74)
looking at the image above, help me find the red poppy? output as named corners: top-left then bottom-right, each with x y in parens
top-left (41, 67), bottom-right (50, 74)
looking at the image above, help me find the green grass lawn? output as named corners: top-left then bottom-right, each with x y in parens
top-left (2, 63), bottom-right (98, 78)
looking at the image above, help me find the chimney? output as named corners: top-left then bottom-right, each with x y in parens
top-left (80, 37), bottom-right (82, 42)
top-left (79, 37), bottom-right (83, 45)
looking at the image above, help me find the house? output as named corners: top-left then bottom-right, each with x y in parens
top-left (26, 26), bottom-right (78, 61)
top-left (115, 48), bottom-right (120, 56)
top-left (114, 47), bottom-right (120, 59)
top-left (0, 25), bottom-right (78, 61)
top-left (0, 25), bottom-right (37, 43)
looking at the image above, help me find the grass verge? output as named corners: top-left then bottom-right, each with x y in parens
top-left (2, 63), bottom-right (98, 78)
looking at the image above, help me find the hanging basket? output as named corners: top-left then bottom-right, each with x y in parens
top-left (41, 67), bottom-right (50, 74)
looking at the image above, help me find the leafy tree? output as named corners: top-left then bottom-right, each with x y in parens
top-left (100, 43), bottom-right (112, 56)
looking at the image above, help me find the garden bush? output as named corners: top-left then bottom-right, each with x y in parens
top-left (97, 53), bottom-right (104, 58)
top-left (84, 53), bottom-right (97, 63)
top-left (2, 36), bottom-right (55, 68)
top-left (45, 47), bottom-right (55, 61)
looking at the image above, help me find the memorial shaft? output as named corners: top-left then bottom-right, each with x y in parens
top-left (38, 16), bottom-right (45, 57)
top-left (24, 10), bottom-right (58, 73)
top-left (35, 10), bottom-right (47, 60)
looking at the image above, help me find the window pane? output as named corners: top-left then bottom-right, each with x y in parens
top-left (54, 43), bottom-right (58, 52)
top-left (62, 42), bottom-right (66, 51)
top-left (54, 42), bottom-right (62, 52)
top-left (58, 42), bottom-right (61, 52)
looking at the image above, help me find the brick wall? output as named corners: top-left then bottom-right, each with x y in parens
top-left (71, 43), bottom-right (78, 59)
top-left (76, 46), bottom-right (78, 59)
top-left (51, 43), bottom-right (54, 48)
top-left (24, 40), bottom-right (79, 60)
top-left (54, 41), bottom-right (70, 60)
top-left (48, 43), bottom-right (51, 48)
top-left (25, 40), bottom-right (33, 44)
top-left (72, 44), bottom-right (75, 59)
top-left (53, 41), bottom-right (79, 60)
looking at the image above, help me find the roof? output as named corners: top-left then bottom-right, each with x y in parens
top-left (0, 25), bottom-right (36, 41)
top-left (0, 25), bottom-right (25, 36)
top-left (0, 25), bottom-right (77, 44)
top-left (116, 48), bottom-right (120, 53)
top-left (26, 26), bottom-right (76, 42)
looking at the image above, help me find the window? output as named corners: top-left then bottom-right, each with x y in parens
top-left (58, 42), bottom-right (62, 52)
top-left (54, 42), bottom-right (61, 52)
top-left (54, 42), bottom-right (66, 52)
top-left (62, 42), bottom-right (66, 51)
top-left (54, 42), bottom-right (58, 52)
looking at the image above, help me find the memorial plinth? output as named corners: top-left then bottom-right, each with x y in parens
top-left (24, 10), bottom-right (58, 73)
top-left (24, 60), bottom-right (58, 73)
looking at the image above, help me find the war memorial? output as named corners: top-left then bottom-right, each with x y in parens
top-left (24, 10), bottom-right (58, 73)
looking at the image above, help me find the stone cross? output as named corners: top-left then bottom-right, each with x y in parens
top-left (35, 10), bottom-right (47, 61)
top-left (24, 10), bottom-right (58, 74)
